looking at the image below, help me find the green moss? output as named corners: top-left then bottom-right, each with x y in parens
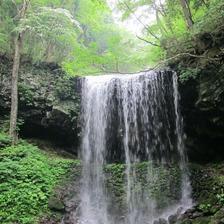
top-left (192, 217), bottom-right (211, 224)
top-left (0, 134), bottom-right (78, 224)
top-left (104, 162), bottom-right (182, 210)
top-left (210, 208), bottom-right (224, 224)
top-left (190, 163), bottom-right (224, 206)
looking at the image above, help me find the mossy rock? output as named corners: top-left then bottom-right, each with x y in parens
top-left (192, 217), bottom-right (211, 224)
top-left (210, 208), bottom-right (224, 224)
top-left (48, 196), bottom-right (65, 212)
top-left (105, 162), bottom-right (182, 211)
top-left (0, 56), bottom-right (81, 152)
top-left (189, 163), bottom-right (224, 205)
top-left (178, 216), bottom-right (211, 224)
top-left (177, 164), bottom-right (224, 224)
top-left (178, 220), bottom-right (192, 224)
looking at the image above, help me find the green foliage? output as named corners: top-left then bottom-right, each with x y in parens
top-left (178, 67), bottom-right (201, 82)
top-left (105, 163), bottom-right (126, 203)
top-left (0, 0), bottom-right (150, 75)
top-left (0, 136), bottom-right (76, 224)
top-left (0, 132), bottom-right (12, 148)
top-left (190, 163), bottom-right (224, 216)
top-left (117, 0), bottom-right (224, 78)
top-left (216, 190), bottom-right (224, 205)
top-left (105, 162), bottom-right (182, 209)
top-left (19, 6), bottom-right (80, 63)
top-left (192, 0), bottom-right (224, 34)
top-left (0, 118), bottom-right (10, 133)
top-left (16, 118), bottom-right (25, 132)
top-left (198, 203), bottom-right (212, 214)
top-left (1, 0), bottom-right (223, 76)
top-left (19, 83), bottom-right (34, 106)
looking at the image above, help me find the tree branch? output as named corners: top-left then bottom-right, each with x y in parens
top-left (152, 52), bottom-right (220, 69)
top-left (136, 35), bottom-right (160, 47)
top-left (118, 0), bottom-right (160, 40)
top-left (84, 52), bottom-right (221, 76)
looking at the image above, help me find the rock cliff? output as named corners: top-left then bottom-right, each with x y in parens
top-left (0, 55), bottom-right (81, 153)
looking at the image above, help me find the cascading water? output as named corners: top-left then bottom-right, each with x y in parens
top-left (77, 71), bottom-right (192, 224)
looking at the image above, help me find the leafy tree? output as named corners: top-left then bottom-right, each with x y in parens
top-left (2, 0), bottom-right (222, 143)
top-left (0, 0), bottom-right (80, 143)
top-left (0, 0), bottom-right (152, 143)
top-left (179, 0), bottom-right (194, 28)
top-left (117, 0), bottom-right (223, 62)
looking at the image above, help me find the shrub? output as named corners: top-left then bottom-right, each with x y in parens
top-left (0, 139), bottom-right (76, 224)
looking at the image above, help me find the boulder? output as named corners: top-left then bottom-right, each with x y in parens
top-left (48, 196), bottom-right (65, 212)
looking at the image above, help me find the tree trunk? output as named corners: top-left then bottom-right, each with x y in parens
top-left (9, 0), bottom-right (29, 144)
top-left (9, 35), bottom-right (22, 144)
top-left (179, 0), bottom-right (194, 28)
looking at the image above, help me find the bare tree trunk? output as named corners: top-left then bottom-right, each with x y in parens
top-left (9, 0), bottom-right (29, 144)
top-left (9, 35), bottom-right (22, 144)
top-left (179, 0), bottom-right (194, 28)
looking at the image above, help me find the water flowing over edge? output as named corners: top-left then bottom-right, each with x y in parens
top-left (76, 71), bottom-right (192, 224)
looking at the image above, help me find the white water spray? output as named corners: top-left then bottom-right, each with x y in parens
top-left (77, 71), bottom-right (192, 224)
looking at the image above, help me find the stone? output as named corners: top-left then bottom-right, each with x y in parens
top-left (192, 216), bottom-right (210, 224)
top-left (153, 220), bottom-right (160, 224)
top-left (210, 208), bottom-right (224, 224)
top-left (158, 218), bottom-right (168, 224)
top-left (171, 47), bottom-right (224, 163)
top-left (180, 221), bottom-right (192, 224)
top-left (48, 196), bottom-right (65, 212)
top-left (168, 214), bottom-right (178, 224)
top-left (191, 211), bottom-right (203, 219)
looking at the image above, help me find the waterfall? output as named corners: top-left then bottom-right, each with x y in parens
top-left (78, 71), bottom-right (192, 224)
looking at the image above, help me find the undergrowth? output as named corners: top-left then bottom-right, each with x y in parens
top-left (0, 132), bottom-right (76, 224)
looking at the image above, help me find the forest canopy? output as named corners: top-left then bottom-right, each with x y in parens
top-left (0, 0), bottom-right (223, 76)
top-left (0, 0), bottom-right (151, 75)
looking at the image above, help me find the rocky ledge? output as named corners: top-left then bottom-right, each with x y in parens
top-left (170, 29), bottom-right (224, 163)
top-left (0, 55), bottom-right (81, 153)
top-left (0, 51), bottom-right (224, 162)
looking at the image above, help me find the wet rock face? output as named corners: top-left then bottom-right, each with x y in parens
top-left (0, 55), bottom-right (81, 153)
top-left (153, 218), bottom-right (168, 224)
top-left (176, 206), bottom-right (224, 224)
top-left (179, 65), bottom-right (224, 163)
top-left (1, 53), bottom-right (224, 162)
